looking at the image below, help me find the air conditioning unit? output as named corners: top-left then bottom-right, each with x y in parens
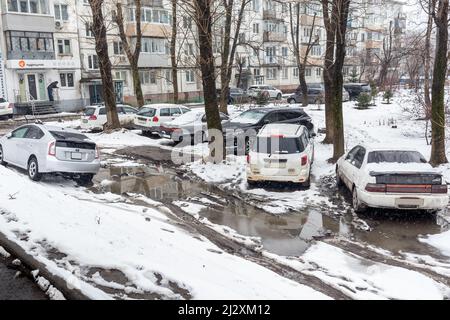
top-left (55, 21), bottom-right (63, 30)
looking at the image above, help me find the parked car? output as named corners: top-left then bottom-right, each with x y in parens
top-left (160, 109), bottom-right (229, 143)
top-left (246, 123), bottom-right (314, 187)
top-left (80, 104), bottom-right (138, 131)
top-left (287, 87), bottom-right (324, 104)
top-left (216, 87), bottom-right (250, 104)
top-left (222, 107), bottom-right (315, 154)
top-left (343, 83), bottom-right (371, 100)
top-left (133, 104), bottom-right (191, 135)
top-left (336, 145), bottom-right (449, 212)
top-left (342, 88), bottom-right (350, 102)
top-left (0, 98), bottom-right (14, 119)
top-left (0, 124), bottom-right (100, 183)
top-left (248, 85), bottom-right (283, 100)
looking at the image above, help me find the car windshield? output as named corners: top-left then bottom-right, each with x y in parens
top-left (253, 137), bottom-right (305, 154)
top-left (0, 98), bottom-right (6, 103)
top-left (50, 131), bottom-right (90, 142)
top-left (232, 110), bottom-right (267, 124)
top-left (367, 151), bottom-right (426, 164)
top-left (137, 107), bottom-right (156, 117)
top-left (83, 108), bottom-right (96, 116)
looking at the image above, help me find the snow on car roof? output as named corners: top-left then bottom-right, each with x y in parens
top-left (42, 125), bottom-right (80, 134)
top-left (360, 144), bottom-right (422, 153)
top-left (258, 123), bottom-right (305, 138)
top-left (141, 103), bottom-right (187, 109)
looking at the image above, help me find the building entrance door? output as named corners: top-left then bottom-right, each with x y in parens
top-left (27, 74), bottom-right (38, 100)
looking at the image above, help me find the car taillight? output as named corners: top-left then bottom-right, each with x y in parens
top-left (365, 183), bottom-right (386, 193)
top-left (7, 103), bottom-right (13, 109)
top-left (48, 141), bottom-right (56, 156)
top-left (432, 185), bottom-right (448, 194)
top-left (95, 146), bottom-right (100, 159)
top-left (246, 154), bottom-right (250, 164)
top-left (89, 115), bottom-right (97, 121)
top-left (152, 116), bottom-right (159, 122)
top-left (301, 155), bottom-right (308, 166)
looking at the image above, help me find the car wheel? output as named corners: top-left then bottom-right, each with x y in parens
top-left (276, 93), bottom-right (282, 100)
top-left (75, 174), bottom-right (94, 186)
top-left (247, 180), bottom-right (258, 188)
top-left (301, 172), bottom-right (311, 189)
top-left (28, 157), bottom-right (42, 181)
top-left (288, 98), bottom-right (296, 104)
top-left (352, 187), bottom-right (366, 213)
top-left (7, 114), bottom-right (13, 119)
top-left (0, 145), bottom-right (7, 166)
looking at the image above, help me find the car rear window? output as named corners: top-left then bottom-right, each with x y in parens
top-left (50, 131), bottom-right (90, 142)
top-left (137, 107), bottom-right (156, 117)
top-left (253, 137), bottom-right (305, 154)
top-left (84, 108), bottom-right (96, 116)
top-left (367, 151), bottom-right (426, 164)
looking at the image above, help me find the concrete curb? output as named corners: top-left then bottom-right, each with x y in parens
top-left (0, 232), bottom-right (90, 300)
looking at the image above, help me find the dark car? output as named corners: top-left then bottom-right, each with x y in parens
top-left (287, 86), bottom-right (324, 104)
top-left (343, 83), bottom-right (371, 100)
top-left (222, 107), bottom-right (315, 153)
top-left (216, 87), bottom-right (250, 104)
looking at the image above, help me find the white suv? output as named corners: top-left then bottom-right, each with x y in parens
top-left (248, 85), bottom-right (283, 100)
top-left (133, 104), bottom-right (191, 135)
top-left (246, 123), bottom-right (314, 187)
top-left (80, 104), bottom-right (138, 131)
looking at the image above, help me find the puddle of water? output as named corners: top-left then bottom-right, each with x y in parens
top-left (94, 162), bottom-right (450, 258)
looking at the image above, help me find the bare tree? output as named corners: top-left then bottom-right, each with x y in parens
top-left (321, 0), bottom-right (351, 161)
top-left (114, 0), bottom-right (144, 107)
top-left (170, 0), bottom-right (180, 103)
top-left (430, 0), bottom-right (448, 166)
top-left (88, 0), bottom-right (120, 129)
top-left (289, 1), bottom-right (320, 107)
top-left (218, 0), bottom-right (251, 114)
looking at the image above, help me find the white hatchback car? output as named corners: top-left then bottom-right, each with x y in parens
top-left (0, 124), bottom-right (100, 184)
top-left (248, 85), bottom-right (283, 100)
top-left (0, 98), bottom-right (14, 119)
top-left (133, 104), bottom-right (191, 135)
top-left (246, 123), bottom-right (314, 187)
top-left (336, 145), bottom-right (449, 212)
top-left (81, 104), bottom-right (138, 131)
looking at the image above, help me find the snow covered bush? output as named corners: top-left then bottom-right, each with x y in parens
top-left (356, 93), bottom-right (372, 109)
top-left (383, 90), bottom-right (393, 104)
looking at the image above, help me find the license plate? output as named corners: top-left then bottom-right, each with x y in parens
top-left (0, 106), bottom-right (5, 110)
top-left (82, 119), bottom-right (88, 123)
top-left (264, 161), bottom-right (286, 169)
top-left (71, 152), bottom-right (82, 160)
top-left (395, 198), bottom-right (424, 207)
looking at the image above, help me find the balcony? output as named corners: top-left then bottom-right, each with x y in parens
top-left (2, 13), bottom-right (55, 33)
top-left (138, 53), bottom-right (170, 68)
top-left (263, 31), bottom-right (287, 42)
top-left (263, 56), bottom-right (281, 66)
top-left (263, 10), bottom-right (283, 22)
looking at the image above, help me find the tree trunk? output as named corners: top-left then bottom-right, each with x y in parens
top-left (89, 0), bottom-right (120, 130)
top-left (430, 0), bottom-right (449, 166)
top-left (194, 0), bottom-right (223, 160)
top-left (298, 64), bottom-right (309, 106)
top-left (423, 4), bottom-right (433, 118)
top-left (170, 0), bottom-right (179, 103)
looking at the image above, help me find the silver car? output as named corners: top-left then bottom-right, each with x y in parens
top-left (0, 124), bottom-right (100, 183)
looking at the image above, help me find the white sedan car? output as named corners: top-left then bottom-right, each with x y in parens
top-left (0, 98), bottom-right (14, 119)
top-left (81, 104), bottom-right (138, 131)
top-left (0, 124), bottom-right (100, 184)
top-left (133, 104), bottom-right (191, 135)
top-left (246, 123), bottom-right (314, 187)
top-left (336, 145), bottom-right (449, 212)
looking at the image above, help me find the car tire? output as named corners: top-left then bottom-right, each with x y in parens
top-left (276, 93), bottom-right (282, 100)
top-left (28, 157), bottom-right (42, 182)
top-left (76, 174), bottom-right (94, 186)
top-left (247, 180), bottom-right (258, 188)
top-left (0, 145), bottom-right (7, 166)
top-left (301, 172), bottom-right (311, 189)
top-left (352, 187), bottom-right (366, 213)
top-left (288, 98), bottom-right (296, 104)
top-left (7, 114), bottom-right (13, 120)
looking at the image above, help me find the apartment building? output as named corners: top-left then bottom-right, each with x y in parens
top-left (0, 0), bottom-right (406, 112)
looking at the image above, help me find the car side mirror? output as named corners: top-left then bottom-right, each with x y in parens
top-left (6, 133), bottom-right (12, 139)
top-left (264, 119), bottom-right (270, 124)
top-left (310, 132), bottom-right (317, 138)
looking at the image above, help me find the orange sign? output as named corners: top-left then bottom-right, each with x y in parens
top-left (18, 60), bottom-right (26, 68)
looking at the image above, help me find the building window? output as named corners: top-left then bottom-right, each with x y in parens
top-left (165, 70), bottom-right (172, 84)
top-left (252, 0), bottom-right (260, 11)
top-left (59, 72), bottom-right (74, 87)
top-left (88, 55), bottom-right (99, 69)
top-left (266, 68), bottom-right (277, 80)
top-left (128, 7), bottom-right (170, 24)
top-left (293, 67), bottom-right (299, 78)
top-left (54, 3), bottom-right (68, 21)
top-left (282, 47), bottom-right (288, 57)
top-left (8, 0), bottom-right (49, 14)
top-left (253, 23), bottom-right (259, 34)
top-left (114, 71), bottom-right (128, 86)
top-left (282, 68), bottom-right (288, 79)
top-left (113, 41), bottom-right (124, 55)
top-left (57, 39), bottom-right (71, 54)
top-left (185, 70), bottom-right (195, 83)
top-left (140, 38), bottom-right (166, 54)
top-left (305, 67), bottom-right (312, 77)
top-left (315, 68), bottom-right (322, 76)
top-left (139, 70), bottom-right (157, 85)
top-left (85, 22), bottom-right (94, 37)
top-left (185, 43), bottom-right (195, 56)
top-left (6, 31), bottom-right (54, 53)
top-left (311, 45), bottom-right (322, 56)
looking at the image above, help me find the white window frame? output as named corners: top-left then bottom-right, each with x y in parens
top-left (59, 72), bottom-right (74, 88)
top-left (57, 38), bottom-right (71, 55)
